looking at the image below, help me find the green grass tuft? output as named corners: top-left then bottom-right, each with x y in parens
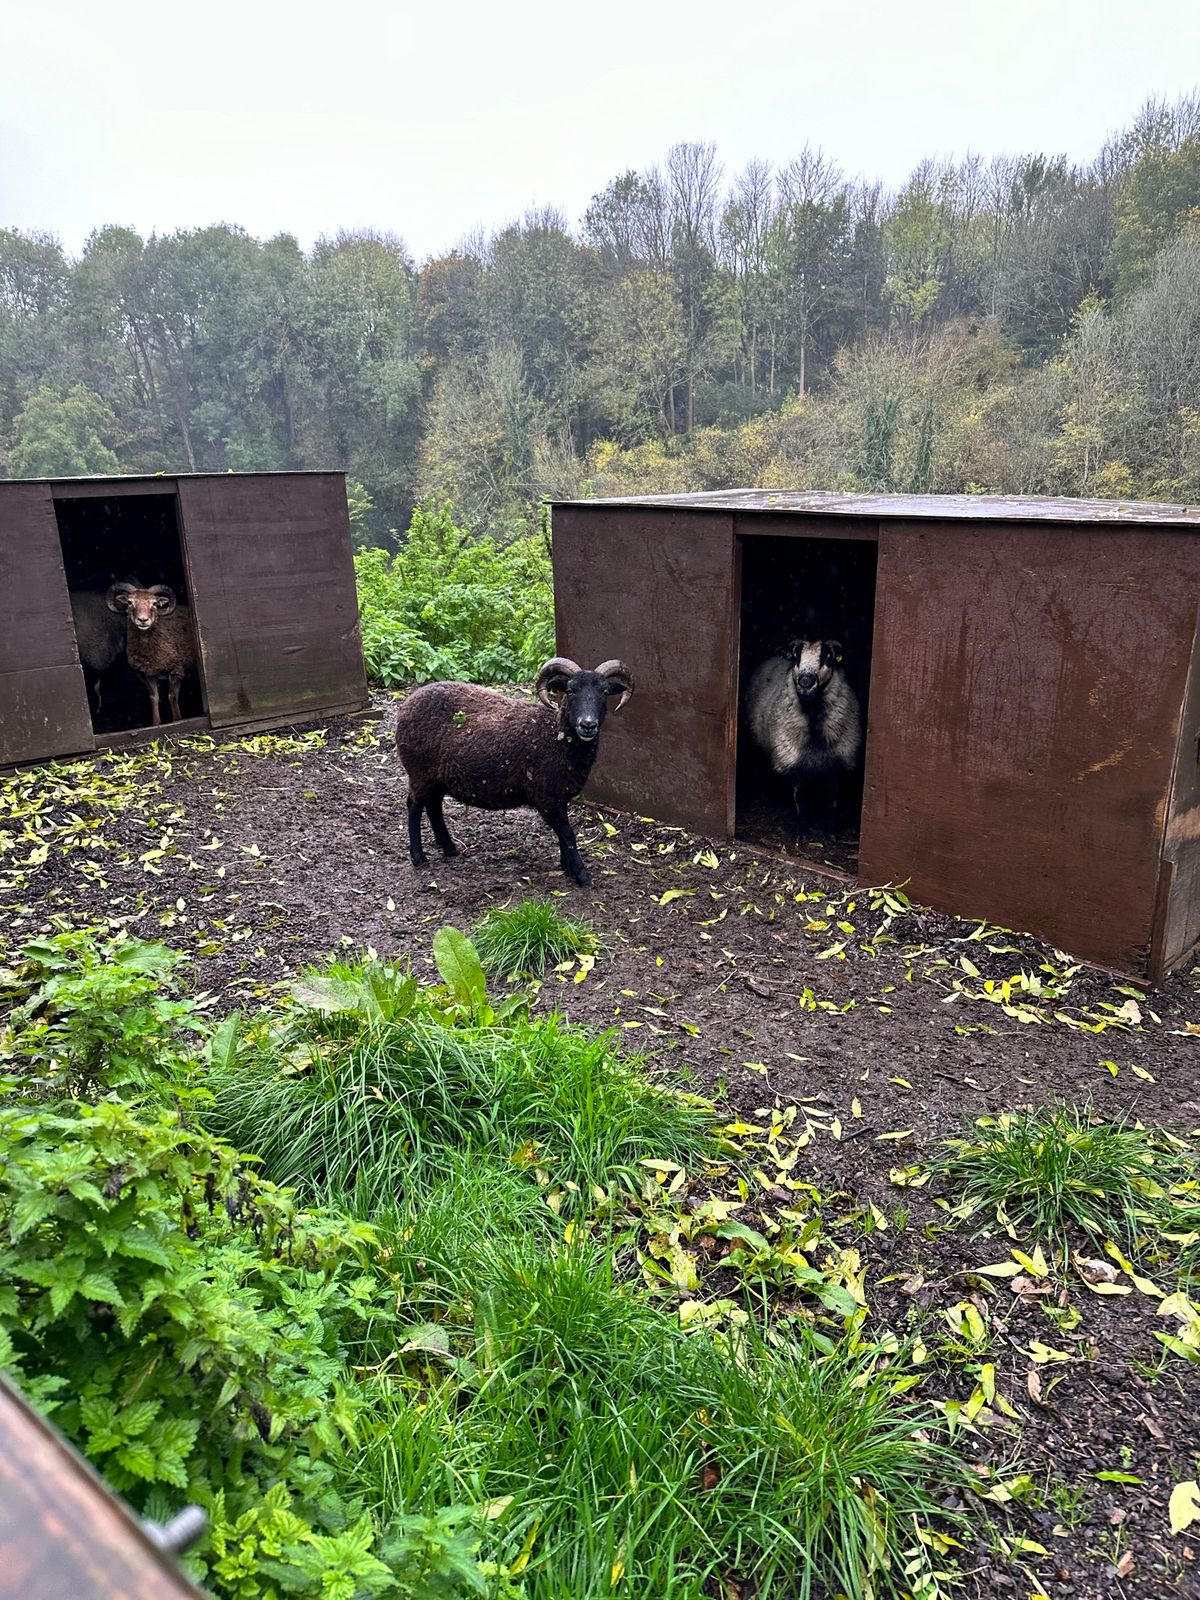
top-left (934, 1104), bottom-right (1188, 1249)
top-left (472, 898), bottom-right (597, 979)
top-left (349, 1243), bottom-right (957, 1598)
top-left (207, 960), bottom-right (716, 1214)
top-left (702, 1331), bottom-right (960, 1600)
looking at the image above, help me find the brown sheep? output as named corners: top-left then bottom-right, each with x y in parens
top-left (394, 657), bottom-right (634, 886)
top-left (105, 582), bottom-right (197, 727)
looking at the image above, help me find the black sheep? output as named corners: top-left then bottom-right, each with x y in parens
top-left (394, 656), bottom-right (635, 885)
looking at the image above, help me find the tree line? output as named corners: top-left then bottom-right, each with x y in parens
top-left (2, 92), bottom-right (1199, 540)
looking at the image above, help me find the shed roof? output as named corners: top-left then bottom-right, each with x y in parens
top-left (553, 489), bottom-right (1200, 527)
top-left (0, 470), bottom-right (344, 488)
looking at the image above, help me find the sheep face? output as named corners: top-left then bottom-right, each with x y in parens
top-left (107, 582), bottom-right (177, 632)
top-left (536, 658), bottom-right (635, 743)
top-left (786, 639), bottom-right (842, 704)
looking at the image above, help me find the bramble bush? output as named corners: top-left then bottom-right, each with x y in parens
top-left (354, 504), bottom-right (555, 688)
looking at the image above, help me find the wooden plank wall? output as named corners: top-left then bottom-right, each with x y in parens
top-left (553, 507), bottom-right (738, 837)
top-left (1158, 597), bottom-right (1200, 974)
top-left (176, 475), bottom-right (367, 726)
top-left (859, 521), bottom-right (1197, 978)
top-left (0, 483), bottom-right (95, 765)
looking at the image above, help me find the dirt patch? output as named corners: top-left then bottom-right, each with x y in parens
top-left (3, 693), bottom-right (1198, 1599)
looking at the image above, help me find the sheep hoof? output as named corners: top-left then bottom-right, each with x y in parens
top-left (411, 853), bottom-right (429, 870)
top-left (440, 843), bottom-right (459, 858)
top-left (571, 869), bottom-right (593, 888)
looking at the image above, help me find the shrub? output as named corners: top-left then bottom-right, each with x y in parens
top-left (0, 1091), bottom-right (390, 1595)
top-left (355, 503), bottom-right (554, 688)
top-left (0, 925), bottom-right (200, 1095)
top-left (0, 927), bottom-right (962, 1598)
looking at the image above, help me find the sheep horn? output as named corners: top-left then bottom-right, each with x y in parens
top-left (595, 660), bottom-right (635, 711)
top-left (106, 582), bottom-right (136, 613)
top-left (536, 657), bottom-right (581, 708)
top-left (149, 584), bottom-right (178, 614)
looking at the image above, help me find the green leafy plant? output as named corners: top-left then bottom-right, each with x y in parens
top-left (0, 925), bottom-right (966, 1599)
top-left (355, 503), bottom-right (554, 688)
top-left (0, 1092), bottom-right (390, 1593)
top-left (0, 925), bottom-right (200, 1094)
top-left (471, 899), bottom-right (597, 980)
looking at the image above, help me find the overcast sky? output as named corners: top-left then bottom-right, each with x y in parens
top-left (3, 0), bottom-right (1198, 263)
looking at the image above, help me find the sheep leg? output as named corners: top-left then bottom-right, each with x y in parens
top-left (543, 805), bottom-right (590, 887)
top-left (146, 679), bottom-right (161, 728)
top-left (425, 793), bottom-right (459, 858)
top-left (406, 796), bottom-right (429, 868)
top-left (167, 674), bottom-right (183, 722)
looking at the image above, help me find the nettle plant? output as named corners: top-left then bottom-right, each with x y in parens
top-left (0, 1091), bottom-right (391, 1590)
top-left (0, 925), bottom-right (201, 1095)
top-left (353, 502), bottom-right (555, 688)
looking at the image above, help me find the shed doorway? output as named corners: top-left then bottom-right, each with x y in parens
top-left (735, 535), bottom-right (878, 874)
top-left (54, 494), bottom-right (207, 738)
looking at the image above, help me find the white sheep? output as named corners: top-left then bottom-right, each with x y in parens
top-left (746, 639), bottom-right (862, 835)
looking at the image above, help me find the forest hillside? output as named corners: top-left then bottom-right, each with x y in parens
top-left (2, 93), bottom-right (1199, 542)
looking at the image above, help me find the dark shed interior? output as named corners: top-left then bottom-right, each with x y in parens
top-left (736, 535), bottom-right (877, 873)
top-left (55, 493), bottom-right (205, 733)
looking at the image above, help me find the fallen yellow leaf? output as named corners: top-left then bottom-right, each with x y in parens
top-left (1169, 1479), bottom-right (1200, 1535)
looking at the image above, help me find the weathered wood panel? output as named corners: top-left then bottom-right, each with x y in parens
top-left (563, 488), bottom-right (1200, 527)
top-left (0, 1376), bottom-right (202, 1599)
top-left (1159, 598), bottom-right (1200, 973)
top-left (731, 513), bottom-right (878, 543)
top-left (176, 474), bottom-right (367, 726)
top-left (859, 522), bottom-right (1196, 978)
top-left (0, 482), bottom-right (95, 765)
top-left (553, 507), bottom-right (737, 837)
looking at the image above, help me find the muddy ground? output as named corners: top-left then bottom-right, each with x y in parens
top-left (3, 695), bottom-right (1198, 1599)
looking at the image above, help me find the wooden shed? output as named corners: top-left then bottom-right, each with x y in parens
top-left (551, 490), bottom-right (1200, 984)
top-left (0, 471), bottom-right (367, 768)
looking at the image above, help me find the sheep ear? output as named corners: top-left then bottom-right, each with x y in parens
top-left (595, 660), bottom-right (634, 711)
top-left (535, 657), bottom-right (581, 708)
top-left (151, 586), bottom-right (177, 615)
top-left (786, 639), bottom-right (805, 663)
top-left (827, 640), bottom-right (843, 663)
top-left (106, 583), bottom-right (134, 613)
